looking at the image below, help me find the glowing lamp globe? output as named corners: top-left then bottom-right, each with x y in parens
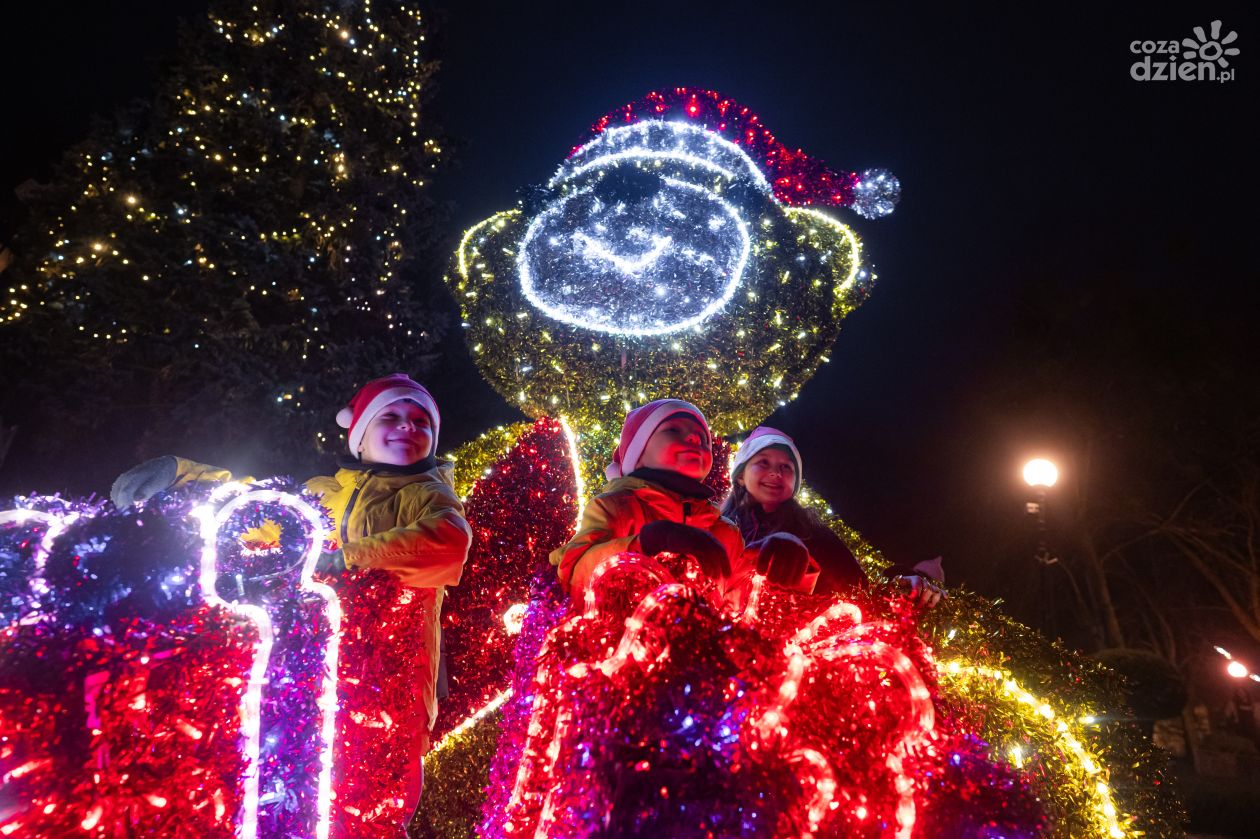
top-left (1023, 458), bottom-right (1059, 488)
top-left (1227, 660), bottom-right (1248, 679)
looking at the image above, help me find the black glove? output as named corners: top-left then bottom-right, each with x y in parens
top-left (754, 532), bottom-right (811, 587)
top-left (638, 520), bottom-right (732, 580)
top-left (110, 456), bottom-right (179, 507)
top-left (315, 549), bottom-right (346, 578)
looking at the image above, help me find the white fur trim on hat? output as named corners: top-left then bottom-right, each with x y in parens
top-left (344, 386), bottom-right (439, 456)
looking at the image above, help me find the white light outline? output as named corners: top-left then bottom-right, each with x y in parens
top-left (0, 509), bottom-right (75, 603)
top-left (558, 416), bottom-right (588, 515)
top-left (556, 121), bottom-right (772, 193)
top-left (574, 231), bottom-right (673, 274)
top-left (517, 178), bottom-right (751, 337)
top-left (427, 689), bottom-right (513, 756)
top-left (561, 149), bottom-right (753, 189)
top-left (210, 481), bottom-right (255, 504)
top-left (192, 490), bottom-right (338, 839)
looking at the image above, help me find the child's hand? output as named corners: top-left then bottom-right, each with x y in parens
top-left (753, 532), bottom-right (812, 587)
top-left (110, 456), bottom-right (179, 507)
top-left (314, 549), bottom-right (346, 578)
top-left (638, 521), bottom-right (732, 580)
top-left (895, 575), bottom-right (945, 608)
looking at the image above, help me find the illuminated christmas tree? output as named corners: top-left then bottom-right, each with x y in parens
top-left (0, 0), bottom-right (445, 477)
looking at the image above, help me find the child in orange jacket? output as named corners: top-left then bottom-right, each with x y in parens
top-left (551, 399), bottom-right (812, 601)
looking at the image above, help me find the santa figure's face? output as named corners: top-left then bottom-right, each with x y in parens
top-left (517, 121), bottom-right (768, 337)
top-left (519, 167), bottom-right (751, 337)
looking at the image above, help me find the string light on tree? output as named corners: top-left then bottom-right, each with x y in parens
top-left (0, 0), bottom-right (446, 473)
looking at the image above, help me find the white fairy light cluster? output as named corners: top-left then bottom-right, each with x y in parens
top-left (851, 168), bottom-right (902, 220)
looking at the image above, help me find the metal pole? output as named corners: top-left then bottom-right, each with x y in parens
top-left (1029, 487), bottom-right (1057, 637)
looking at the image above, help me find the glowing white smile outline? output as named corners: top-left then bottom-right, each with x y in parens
top-left (575, 232), bottom-right (673, 273)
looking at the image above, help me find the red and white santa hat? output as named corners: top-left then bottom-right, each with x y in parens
top-left (731, 426), bottom-right (803, 493)
top-left (606, 398), bottom-right (710, 480)
top-left (336, 373), bottom-right (440, 456)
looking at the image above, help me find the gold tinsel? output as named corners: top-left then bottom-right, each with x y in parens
top-left (411, 709), bottom-right (504, 838)
top-left (448, 200), bottom-right (865, 458)
top-left (443, 422), bottom-right (533, 499)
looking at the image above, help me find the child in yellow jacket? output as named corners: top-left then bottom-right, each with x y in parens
top-left (551, 398), bottom-right (813, 601)
top-left (111, 373), bottom-right (472, 820)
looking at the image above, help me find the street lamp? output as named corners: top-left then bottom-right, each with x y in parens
top-left (1023, 458), bottom-right (1058, 489)
top-left (1215, 645), bottom-right (1260, 683)
top-left (1024, 458), bottom-right (1059, 634)
top-left (1216, 646), bottom-right (1260, 741)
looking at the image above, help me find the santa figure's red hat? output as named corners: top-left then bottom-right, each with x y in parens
top-left (583, 87), bottom-right (900, 218)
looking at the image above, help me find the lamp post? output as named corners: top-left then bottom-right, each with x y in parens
top-left (1216, 646), bottom-right (1259, 741)
top-left (1215, 646), bottom-right (1260, 683)
top-left (1023, 458), bottom-right (1059, 634)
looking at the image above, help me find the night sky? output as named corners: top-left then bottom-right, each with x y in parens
top-left (3, 2), bottom-right (1256, 604)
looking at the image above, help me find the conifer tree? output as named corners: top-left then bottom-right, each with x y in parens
top-left (0, 0), bottom-right (446, 484)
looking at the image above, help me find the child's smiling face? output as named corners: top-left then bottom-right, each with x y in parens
top-left (638, 414), bottom-right (712, 480)
top-left (738, 446), bottom-right (797, 511)
top-left (358, 399), bottom-right (434, 466)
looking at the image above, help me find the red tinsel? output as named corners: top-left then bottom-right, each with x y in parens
top-left (436, 417), bottom-right (580, 737)
top-left (483, 556), bottom-right (1047, 838)
top-left (331, 568), bottom-right (436, 835)
top-left (0, 605), bottom-right (256, 837)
